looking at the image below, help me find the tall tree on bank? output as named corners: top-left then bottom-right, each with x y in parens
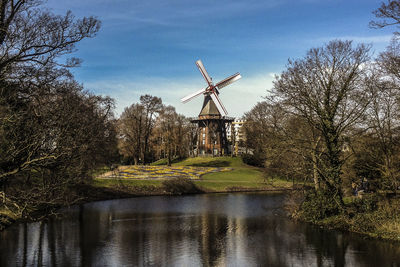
top-left (0, 1), bottom-right (118, 216)
top-left (0, 0), bottom-right (102, 181)
top-left (272, 40), bottom-right (371, 206)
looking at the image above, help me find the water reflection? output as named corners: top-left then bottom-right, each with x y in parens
top-left (1, 193), bottom-right (400, 266)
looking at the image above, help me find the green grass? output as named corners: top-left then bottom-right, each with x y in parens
top-left (196, 169), bottom-right (264, 191)
top-left (197, 167), bottom-right (291, 191)
top-left (95, 157), bottom-right (292, 192)
top-left (171, 157), bottom-right (266, 191)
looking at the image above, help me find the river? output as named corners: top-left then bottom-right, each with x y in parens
top-left (1, 192), bottom-right (400, 266)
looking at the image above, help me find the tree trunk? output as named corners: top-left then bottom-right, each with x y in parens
top-left (167, 147), bottom-right (172, 166)
top-left (311, 149), bottom-right (320, 190)
top-left (311, 136), bottom-right (321, 190)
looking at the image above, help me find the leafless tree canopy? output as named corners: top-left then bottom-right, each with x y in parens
top-left (241, 41), bottom-right (373, 209)
top-left (243, 37), bottom-right (400, 213)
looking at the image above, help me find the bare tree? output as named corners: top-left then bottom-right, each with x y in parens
top-left (118, 103), bottom-right (145, 165)
top-left (272, 40), bottom-right (371, 205)
top-left (140, 95), bottom-right (163, 163)
top-left (159, 106), bottom-right (178, 166)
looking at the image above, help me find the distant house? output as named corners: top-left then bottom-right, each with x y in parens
top-left (226, 118), bottom-right (250, 156)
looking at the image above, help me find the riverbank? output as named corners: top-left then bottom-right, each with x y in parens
top-left (321, 196), bottom-right (400, 242)
top-left (0, 157), bottom-right (293, 231)
top-left (288, 190), bottom-right (400, 242)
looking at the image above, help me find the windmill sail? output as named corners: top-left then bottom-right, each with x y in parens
top-left (196, 60), bottom-right (213, 86)
top-left (215, 73), bottom-right (241, 89)
top-left (210, 92), bottom-right (227, 116)
top-left (181, 87), bottom-right (206, 103)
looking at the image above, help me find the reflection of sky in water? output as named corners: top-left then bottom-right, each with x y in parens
top-left (1, 193), bottom-right (400, 266)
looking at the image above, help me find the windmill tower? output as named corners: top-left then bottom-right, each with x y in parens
top-left (181, 60), bottom-right (241, 156)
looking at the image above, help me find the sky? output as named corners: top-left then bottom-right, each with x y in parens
top-left (45, 0), bottom-right (394, 118)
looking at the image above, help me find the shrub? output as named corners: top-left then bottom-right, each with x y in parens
top-left (377, 197), bottom-right (400, 217)
top-left (242, 153), bottom-right (264, 167)
top-left (300, 189), bottom-right (342, 222)
top-left (284, 190), bottom-right (306, 219)
top-left (162, 178), bottom-right (202, 195)
top-left (151, 157), bottom-right (184, 166)
top-left (351, 194), bottom-right (378, 213)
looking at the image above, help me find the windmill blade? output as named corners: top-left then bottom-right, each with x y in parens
top-left (215, 72), bottom-right (241, 90)
top-left (196, 60), bottom-right (213, 86)
top-left (181, 87), bottom-right (207, 103)
top-left (210, 92), bottom-right (228, 116)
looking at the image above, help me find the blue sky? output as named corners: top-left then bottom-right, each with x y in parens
top-left (45, 0), bottom-right (394, 117)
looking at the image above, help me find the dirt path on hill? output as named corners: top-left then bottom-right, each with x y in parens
top-left (97, 166), bottom-right (131, 178)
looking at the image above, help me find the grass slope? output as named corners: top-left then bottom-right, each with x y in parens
top-left (175, 157), bottom-right (265, 191)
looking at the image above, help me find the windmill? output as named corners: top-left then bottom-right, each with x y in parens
top-left (181, 60), bottom-right (241, 156)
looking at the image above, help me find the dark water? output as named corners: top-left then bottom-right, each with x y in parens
top-left (1, 193), bottom-right (400, 267)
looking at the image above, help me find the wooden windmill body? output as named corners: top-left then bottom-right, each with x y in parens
top-left (181, 60), bottom-right (241, 156)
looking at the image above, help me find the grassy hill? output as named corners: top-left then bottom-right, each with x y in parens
top-left (94, 157), bottom-right (292, 193)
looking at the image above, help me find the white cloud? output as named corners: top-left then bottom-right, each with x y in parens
top-left (315, 35), bottom-right (393, 44)
top-left (45, 0), bottom-right (285, 29)
top-left (84, 72), bottom-right (276, 118)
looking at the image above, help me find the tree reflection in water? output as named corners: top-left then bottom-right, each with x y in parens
top-left (1, 193), bottom-right (400, 266)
